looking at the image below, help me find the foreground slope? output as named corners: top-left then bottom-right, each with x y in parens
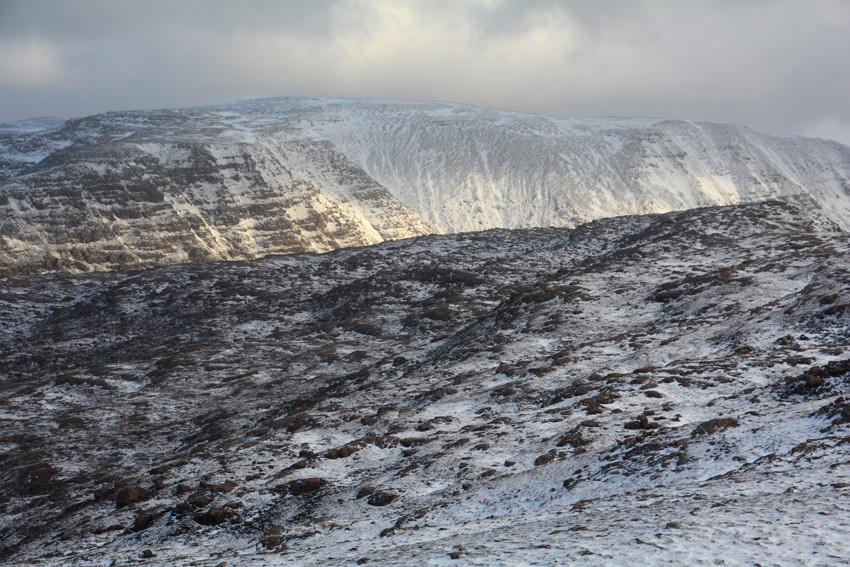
top-left (2, 98), bottom-right (850, 274)
top-left (1, 200), bottom-right (849, 565)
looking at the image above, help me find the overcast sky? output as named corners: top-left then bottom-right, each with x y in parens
top-left (1, 0), bottom-right (849, 144)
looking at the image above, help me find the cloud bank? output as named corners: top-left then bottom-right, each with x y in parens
top-left (1, 0), bottom-right (849, 144)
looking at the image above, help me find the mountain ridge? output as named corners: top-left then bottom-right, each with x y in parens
top-left (2, 97), bottom-right (849, 274)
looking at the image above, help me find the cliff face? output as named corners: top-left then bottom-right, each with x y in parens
top-left (2, 98), bottom-right (850, 274)
top-left (0, 109), bottom-right (433, 274)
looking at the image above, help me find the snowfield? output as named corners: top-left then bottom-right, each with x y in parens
top-left (1, 200), bottom-right (849, 565)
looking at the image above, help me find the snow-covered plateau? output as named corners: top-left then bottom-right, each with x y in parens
top-left (1, 200), bottom-right (849, 565)
top-left (1, 98), bottom-right (850, 274)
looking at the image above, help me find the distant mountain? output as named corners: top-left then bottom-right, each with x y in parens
top-left (2, 98), bottom-right (849, 273)
top-left (278, 99), bottom-right (850, 233)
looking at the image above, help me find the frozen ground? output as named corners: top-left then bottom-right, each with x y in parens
top-left (0, 200), bottom-right (849, 565)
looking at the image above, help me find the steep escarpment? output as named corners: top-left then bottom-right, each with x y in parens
top-left (0, 111), bottom-right (433, 274)
top-left (2, 98), bottom-right (850, 274)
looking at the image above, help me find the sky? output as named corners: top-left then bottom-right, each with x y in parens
top-left (1, 0), bottom-right (849, 145)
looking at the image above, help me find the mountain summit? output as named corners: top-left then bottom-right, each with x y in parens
top-left (2, 98), bottom-right (849, 274)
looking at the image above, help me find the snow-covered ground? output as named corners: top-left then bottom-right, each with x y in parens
top-left (1, 200), bottom-right (848, 565)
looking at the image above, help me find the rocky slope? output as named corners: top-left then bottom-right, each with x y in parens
top-left (2, 98), bottom-right (850, 274)
top-left (1, 200), bottom-right (849, 565)
top-left (0, 109), bottom-right (434, 274)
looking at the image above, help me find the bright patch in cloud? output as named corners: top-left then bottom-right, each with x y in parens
top-left (0, 40), bottom-right (66, 88)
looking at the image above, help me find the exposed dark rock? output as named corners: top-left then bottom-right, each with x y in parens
top-left (208, 481), bottom-right (238, 493)
top-left (187, 491), bottom-right (215, 508)
top-left (287, 478), bottom-right (325, 496)
top-left (555, 427), bottom-right (584, 448)
top-left (625, 415), bottom-right (660, 430)
top-left (116, 486), bottom-right (149, 507)
top-left (534, 452), bottom-right (556, 466)
top-left (130, 511), bottom-right (158, 532)
top-left (691, 418), bottom-right (739, 437)
top-left (193, 507), bottom-right (231, 526)
top-left (367, 491), bottom-right (398, 507)
top-left (325, 443), bottom-right (363, 459)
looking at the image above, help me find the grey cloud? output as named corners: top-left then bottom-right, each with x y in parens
top-left (1, 0), bottom-right (849, 145)
top-left (0, 0), bottom-right (342, 40)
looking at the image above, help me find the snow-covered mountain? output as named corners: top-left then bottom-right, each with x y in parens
top-left (2, 200), bottom-right (848, 565)
top-left (263, 98), bottom-right (850, 233)
top-left (2, 98), bottom-right (850, 274)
